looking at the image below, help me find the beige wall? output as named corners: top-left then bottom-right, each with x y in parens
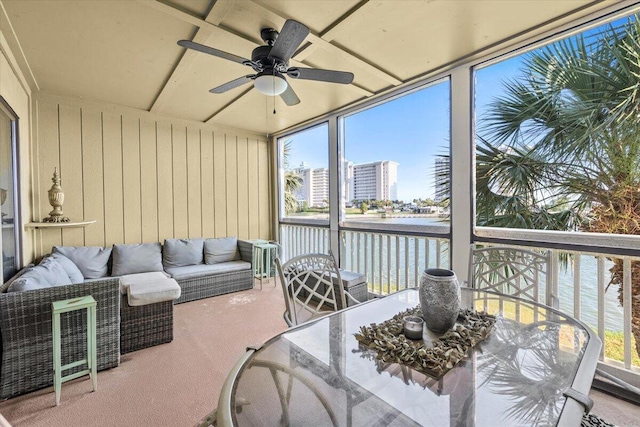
top-left (0, 29), bottom-right (33, 266)
top-left (30, 93), bottom-right (272, 259)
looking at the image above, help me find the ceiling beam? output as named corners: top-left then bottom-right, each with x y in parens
top-left (249, 0), bottom-right (402, 86)
top-left (204, 86), bottom-right (253, 124)
top-left (142, 0), bottom-right (242, 113)
top-left (319, 0), bottom-right (370, 42)
top-left (292, 0), bottom-right (369, 62)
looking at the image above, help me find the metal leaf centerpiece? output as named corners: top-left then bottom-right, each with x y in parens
top-left (355, 306), bottom-right (496, 378)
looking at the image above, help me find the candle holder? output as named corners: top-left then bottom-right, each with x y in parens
top-left (403, 315), bottom-right (424, 340)
top-left (43, 167), bottom-right (70, 223)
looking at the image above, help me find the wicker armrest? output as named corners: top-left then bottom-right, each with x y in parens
top-left (0, 278), bottom-right (121, 399)
top-left (237, 239), bottom-right (255, 267)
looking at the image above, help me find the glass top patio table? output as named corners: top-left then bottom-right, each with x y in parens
top-left (218, 288), bottom-right (601, 427)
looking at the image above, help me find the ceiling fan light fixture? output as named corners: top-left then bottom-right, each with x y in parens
top-left (254, 74), bottom-right (287, 96)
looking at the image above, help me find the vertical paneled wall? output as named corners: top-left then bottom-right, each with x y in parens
top-left (31, 93), bottom-right (271, 258)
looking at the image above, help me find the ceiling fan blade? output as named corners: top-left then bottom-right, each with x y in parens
top-left (268, 20), bottom-right (309, 62)
top-left (287, 67), bottom-right (354, 84)
top-left (210, 75), bottom-right (255, 94)
top-left (280, 84), bottom-right (300, 106)
top-left (178, 40), bottom-right (251, 66)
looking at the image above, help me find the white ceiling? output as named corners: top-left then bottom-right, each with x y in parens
top-left (0, 0), bottom-right (618, 135)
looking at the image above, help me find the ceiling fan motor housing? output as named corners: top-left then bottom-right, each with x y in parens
top-left (260, 28), bottom-right (279, 46)
top-left (251, 45), bottom-right (273, 65)
top-left (252, 45), bottom-right (288, 73)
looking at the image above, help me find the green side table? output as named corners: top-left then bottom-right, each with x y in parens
top-left (51, 295), bottom-right (97, 406)
top-left (253, 242), bottom-right (279, 289)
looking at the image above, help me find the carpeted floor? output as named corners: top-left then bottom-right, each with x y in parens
top-left (0, 281), bottom-right (288, 427)
top-left (0, 280), bottom-right (637, 426)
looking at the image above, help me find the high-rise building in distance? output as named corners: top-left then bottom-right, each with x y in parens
top-left (348, 160), bottom-right (398, 202)
top-left (292, 164), bottom-right (329, 208)
top-left (291, 160), bottom-right (399, 208)
top-left (434, 156), bottom-right (449, 202)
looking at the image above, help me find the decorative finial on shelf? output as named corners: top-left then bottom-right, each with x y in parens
top-left (43, 167), bottom-right (70, 223)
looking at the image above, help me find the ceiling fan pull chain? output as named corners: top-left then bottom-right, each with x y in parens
top-left (273, 76), bottom-right (277, 115)
top-left (265, 96), bottom-right (269, 136)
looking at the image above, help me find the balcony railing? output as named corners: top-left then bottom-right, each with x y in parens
top-left (279, 222), bottom-right (640, 386)
top-left (340, 229), bottom-right (449, 296)
top-left (279, 222), bottom-right (330, 260)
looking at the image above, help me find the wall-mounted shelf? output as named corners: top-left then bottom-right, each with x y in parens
top-left (25, 220), bottom-right (96, 229)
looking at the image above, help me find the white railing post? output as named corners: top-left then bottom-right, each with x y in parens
top-left (450, 66), bottom-right (473, 280)
top-left (598, 255), bottom-right (606, 360)
top-left (573, 254), bottom-right (581, 320)
top-left (623, 258), bottom-right (632, 369)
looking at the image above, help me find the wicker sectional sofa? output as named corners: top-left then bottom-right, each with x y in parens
top-left (171, 239), bottom-right (255, 303)
top-left (0, 237), bottom-right (255, 399)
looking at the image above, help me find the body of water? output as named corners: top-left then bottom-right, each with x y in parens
top-left (344, 215), bottom-right (446, 226)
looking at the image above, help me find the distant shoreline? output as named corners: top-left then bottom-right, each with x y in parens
top-left (354, 213), bottom-right (444, 219)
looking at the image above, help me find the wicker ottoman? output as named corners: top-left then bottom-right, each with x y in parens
top-left (119, 274), bottom-right (181, 354)
top-left (302, 269), bottom-right (368, 310)
top-left (334, 270), bottom-right (368, 309)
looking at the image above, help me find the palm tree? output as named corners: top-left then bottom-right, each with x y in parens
top-left (477, 16), bottom-right (640, 355)
top-left (282, 140), bottom-right (302, 215)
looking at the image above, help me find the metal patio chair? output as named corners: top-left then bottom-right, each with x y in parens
top-left (468, 244), bottom-right (557, 308)
top-left (276, 252), bottom-right (361, 327)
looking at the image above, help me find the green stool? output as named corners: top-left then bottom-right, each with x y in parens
top-left (51, 295), bottom-right (97, 406)
top-left (253, 242), bottom-right (279, 289)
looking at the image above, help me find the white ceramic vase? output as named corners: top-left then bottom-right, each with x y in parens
top-left (419, 268), bottom-right (460, 334)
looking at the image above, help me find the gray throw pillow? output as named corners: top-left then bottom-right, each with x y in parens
top-left (53, 246), bottom-right (112, 279)
top-left (38, 256), bottom-right (73, 286)
top-left (7, 264), bottom-right (59, 292)
top-left (204, 237), bottom-right (240, 264)
top-left (49, 252), bottom-right (84, 283)
top-left (162, 238), bottom-right (204, 268)
top-left (0, 263), bottom-right (34, 293)
top-left (112, 242), bottom-right (163, 276)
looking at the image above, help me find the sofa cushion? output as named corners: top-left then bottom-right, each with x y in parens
top-left (7, 258), bottom-right (71, 292)
top-left (119, 271), bottom-right (171, 294)
top-left (112, 242), bottom-right (163, 276)
top-left (162, 238), bottom-right (204, 268)
top-left (127, 278), bottom-right (181, 306)
top-left (0, 263), bottom-right (34, 293)
top-left (38, 257), bottom-right (73, 286)
top-left (50, 252), bottom-right (84, 283)
top-left (53, 246), bottom-right (112, 279)
top-left (338, 269), bottom-right (367, 287)
top-left (165, 260), bottom-right (251, 281)
top-left (204, 237), bottom-right (240, 264)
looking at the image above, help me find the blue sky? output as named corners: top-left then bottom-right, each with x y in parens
top-left (285, 57), bottom-right (521, 202)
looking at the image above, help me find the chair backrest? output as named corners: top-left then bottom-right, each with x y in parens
top-left (468, 244), bottom-right (556, 307)
top-left (276, 253), bottom-right (346, 327)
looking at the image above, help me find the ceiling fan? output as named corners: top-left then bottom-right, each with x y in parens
top-left (177, 19), bottom-right (354, 106)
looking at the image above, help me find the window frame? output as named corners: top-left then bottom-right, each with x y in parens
top-left (469, 7), bottom-right (640, 255)
top-left (0, 95), bottom-right (23, 283)
top-left (337, 76), bottom-right (452, 238)
top-left (277, 121), bottom-right (331, 226)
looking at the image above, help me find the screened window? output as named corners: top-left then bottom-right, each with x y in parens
top-left (474, 15), bottom-right (639, 236)
top-left (278, 123), bottom-right (329, 221)
top-left (341, 79), bottom-right (450, 231)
